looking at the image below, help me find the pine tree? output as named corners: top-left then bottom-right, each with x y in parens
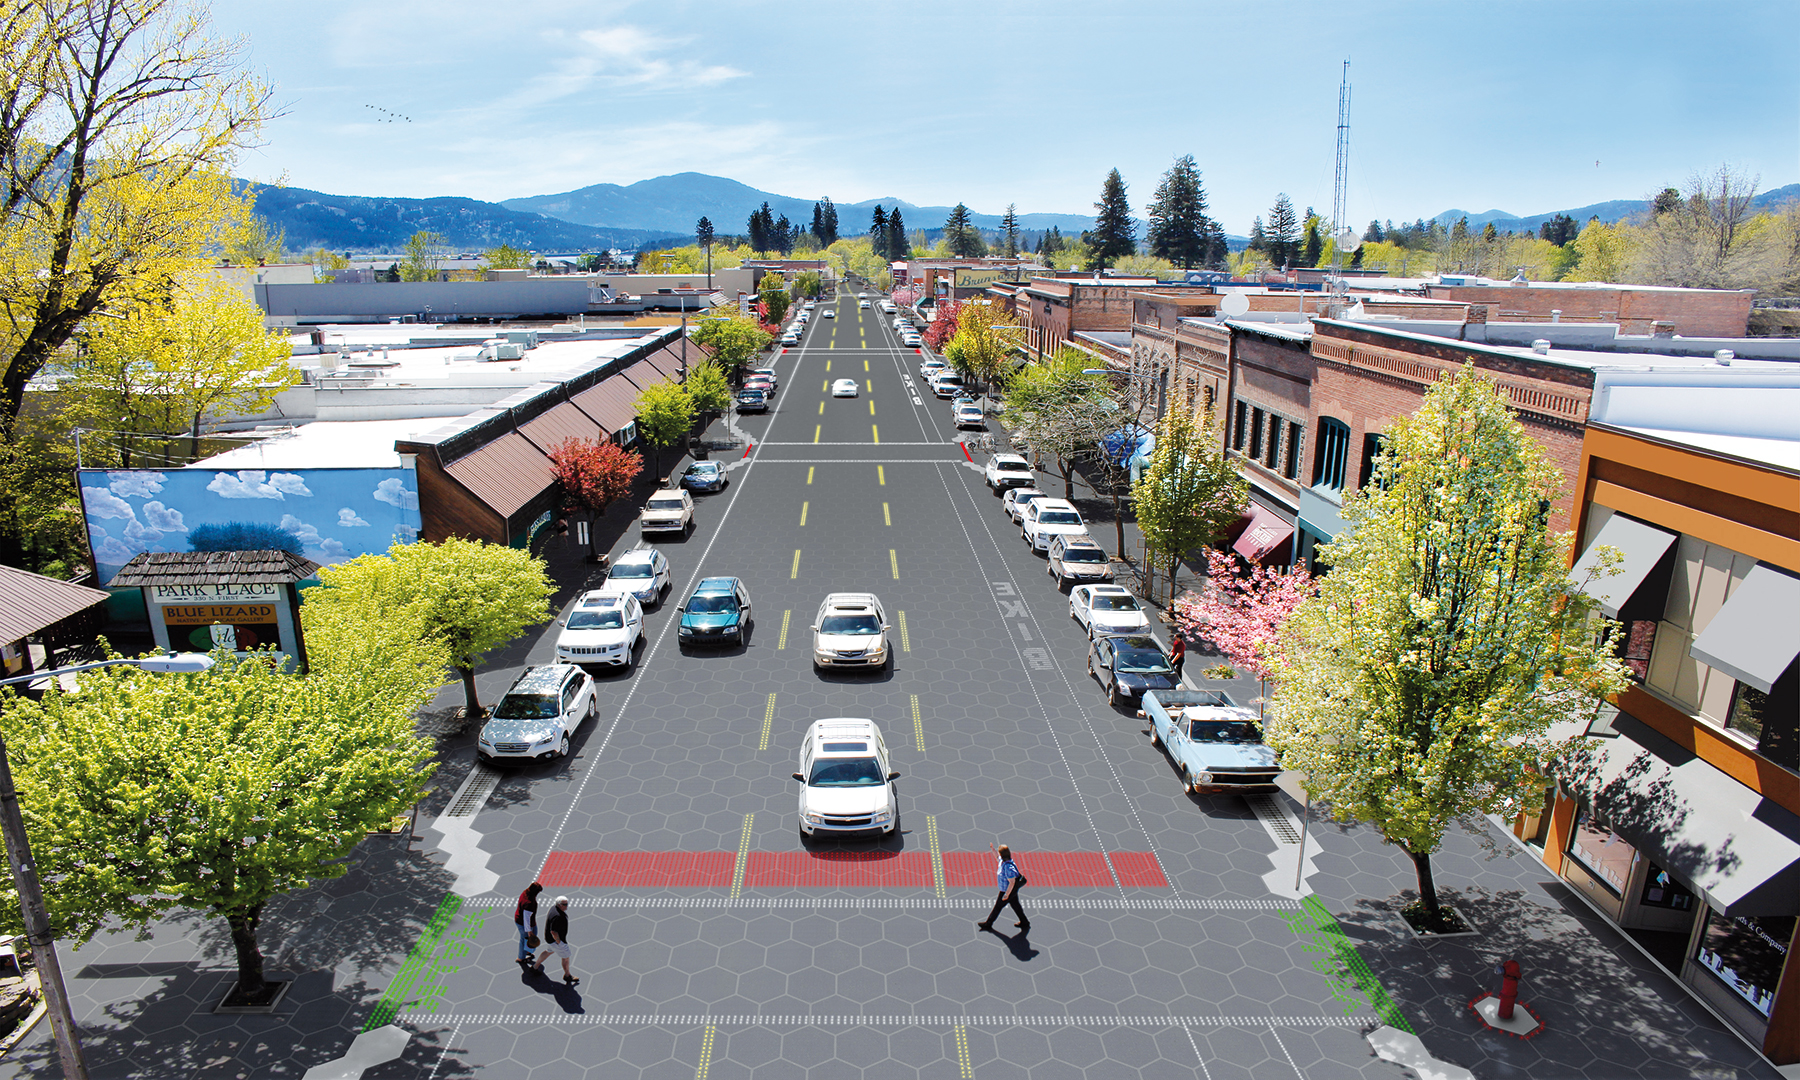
top-left (1088, 168), bottom-right (1137, 269)
top-left (774, 214), bottom-right (794, 255)
top-left (944, 203), bottom-right (981, 257)
top-left (1301, 210), bottom-right (1323, 268)
top-left (887, 209), bottom-right (908, 260)
top-left (1001, 203), bottom-right (1020, 257)
top-left (1145, 154), bottom-right (1212, 269)
top-left (1265, 195), bottom-right (1300, 268)
top-left (812, 197), bottom-right (838, 246)
top-left (870, 205), bottom-right (889, 255)
top-left (1363, 219), bottom-right (1383, 243)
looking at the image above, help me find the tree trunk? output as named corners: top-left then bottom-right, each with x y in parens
top-left (589, 509), bottom-right (606, 559)
top-left (226, 903), bottom-right (266, 997)
top-left (1113, 490), bottom-right (1126, 560)
top-left (1407, 846), bottom-right (1441, 920)
top-left (1059, 460), bottom-right (1074, 500)
top-left (458, 663), bottom-right (483, 718)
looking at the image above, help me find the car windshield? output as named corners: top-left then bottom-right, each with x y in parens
top-left (1037, 510), bottom-right (1082, 525)
top-left (687, 594), bottom-right (739, 614)
top-left (1063, 547), bottom-right (1107, 563)
top-left (612, 561), bottom-right (654, 578)
top-left (568, 610), bottom-right (624, 630)
top-left (820, 614), bottom-right (881, 634)
top-left (808, 757), bottom-right (885, 786)
top-left (689, 465), bottom-right (719, 476)
top-left (1189, 721), bottom-right (1254, 742)
top-left (493, 693), bottom-right (558, 720)
top-left (648, 499), bottom-right (685, 511)
top-left (1115, 648), bottom-right (1172, 674)
top-left (1092, 594), bottom-right (1139, 611)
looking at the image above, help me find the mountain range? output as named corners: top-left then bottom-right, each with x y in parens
top-left (245, 173), bottom-right (1800, 256)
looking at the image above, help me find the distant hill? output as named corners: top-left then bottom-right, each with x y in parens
top-left (247, 185), bottom-right (684, 254)
top-left (1430, 183), bottom-right (1800, 235)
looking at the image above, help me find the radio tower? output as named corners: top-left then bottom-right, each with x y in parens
top-left (1329, 59), bottom-right (1352, 315)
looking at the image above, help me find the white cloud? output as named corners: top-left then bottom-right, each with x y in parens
top-left (122, 519), bottom-right (164, 546)
top-left (93, 535), bottom-right (137, 566)
top-left (82, 486), bottom-right (137, 521)
top-left (208, 470), bottom-right (286, 499)
top-left (270, 473), bottom-right (314, 497)
top-left (372, 477), bottom-right (418, 510)
top-left (279, 513), bottom-right (325, 548)
top-left (108, 471), bottom-right (165, 498)
top-left (337, 507), bottom-right (371, 527)
top-left (319, 538), bottom-right (349, 559)
top-left (142, 501), bottom-right (188, 532)
top-left (497, 25), bottom-right (746, 112)
top-left (393, 524), bottom-right (419, 544)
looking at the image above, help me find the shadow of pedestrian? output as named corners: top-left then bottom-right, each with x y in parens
top-left (982, 925), bottom-right (1041, 962)
top-left (521, 967), bottom-right (586, 1014)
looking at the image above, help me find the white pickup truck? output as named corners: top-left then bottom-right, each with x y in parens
top-left (639, 489), bottom-right (694, 536)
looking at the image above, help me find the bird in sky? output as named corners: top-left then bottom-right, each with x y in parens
top-left (365, 105), bottom-right (411, 123)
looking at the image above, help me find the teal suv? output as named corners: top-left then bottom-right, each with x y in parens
top-left (677, 576), bottom-right (753, 647)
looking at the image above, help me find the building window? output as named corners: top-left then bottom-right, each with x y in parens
top-left (1264, 417), bottom-right (1281, 469)
top-left (1566, 804), bottom-right (1632, 896)
top-left (1619, 620), bottom-right (1657, 683)
top-left (1695, 911), bottom-right (1794, 1019)
top-left (1727, 682), bottom-right (1766, 744)
top-left (1249, 409), bottom-right (1265, 461)
top-left (1357, 432), bottom-right (1389, 491)
top-left (1312, 418), bottom-right (1350, 490)
top-left (1645, 536), bottom-right (1758, 727)
top-left (1232, 401), bottom-right (1248, 452)
top-left (1640, 862), bottom-right (1696, 912)
top-left (1283, 421), bottom-right (1303, 480)
top-left (1203, 384), bottom-right (1216, 414)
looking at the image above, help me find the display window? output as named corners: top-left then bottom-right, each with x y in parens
top-left (1567, 804), bottom-right (1634, 896)
top-left (1695, 910), bottom-right (1793, 1019)
top-left (1639, 862), bottom-right (1695, 912)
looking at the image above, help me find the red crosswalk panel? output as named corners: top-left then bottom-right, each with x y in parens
top-left (941, 851), bottom-right (1166, 888)
top-left (539, 851), bottom-right (735, 888)
top-left (744, 851), bottom-right (934, 888)
top-left (1107, 851), bottom-right (1170, 887)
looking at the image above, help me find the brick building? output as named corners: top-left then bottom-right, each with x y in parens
top-left (1422, 279), bottom-right (1753, 337)
top-left (1009, 277), bottom-right (1158, 359)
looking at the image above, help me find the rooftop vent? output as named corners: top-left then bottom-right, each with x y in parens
top-left (1510, 268), bottom-right (1528, 285)
top-left (1714, 349), bottom-right (1734, 365)
top-left (1531, 340), bottom-right (1552, 355)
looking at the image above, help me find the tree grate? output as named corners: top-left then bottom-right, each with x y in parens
top-left (1247, 794), bottom-right (1303, 844)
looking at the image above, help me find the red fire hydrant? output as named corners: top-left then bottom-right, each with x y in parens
top-left (1497, 960), bottom-right (1522, 1021)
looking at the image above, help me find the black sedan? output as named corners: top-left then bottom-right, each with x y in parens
top-left (1087, 634), bottom-right (1179, 707)
top-left (680, 461), bottom-right (730, 492)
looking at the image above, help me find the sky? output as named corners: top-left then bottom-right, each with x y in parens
top-left (213, 0), bottom-right (1800, 235)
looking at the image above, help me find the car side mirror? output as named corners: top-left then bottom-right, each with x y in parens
top-left (882, 624), bottom-right (891, 631)
top-left (675, 606), bottom-right (685, 613)
top-left (810, 624), bottom-right (820, 632)
top-left (887, 772), bottom-right (901, 781)
top-left (792, 773), bottom-right (805, 782)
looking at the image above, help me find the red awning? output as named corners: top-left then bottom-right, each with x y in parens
top-left (1232, 504), bottom-right (1295, 562)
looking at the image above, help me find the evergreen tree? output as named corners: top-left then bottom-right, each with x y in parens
top-left (870, 205), bottom-right (889, 255)
top-left (1301, 209), bottom-right (1323, 268)
top-left (1248, 217), bottom-right (1267, 253)
top-left (773, 214), bottom-right (794, 255)
top-left (1265, 194), bottom-right (1300, 268)
top-left (748, 202), bottom-right (776, 252)
top-left (1202, 219), bottom-right (1229, 270)
top-left (1000, 203), bottom-right (1020, 257)
top-left (696, 216), bottom-right (714, 249)
top-left (812, 197), bottom-right (838, 246)
top-left (1088, 168), bottom-right (1137, 269)
top-left (887, 209), bottom-right (909, 260)
top-left (944, 203), bottom-right (982, 257)
top-left (1364, 219), bottom-right (1384, 243)
top-left (1145, 154), bottom-right (1212, 269)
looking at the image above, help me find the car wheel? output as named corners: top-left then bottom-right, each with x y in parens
top-left (1107, 679), bottom-right (1120, 707)
top-left (659, 581), bottom-right (671, 603)
top-left (1150, 728), bottom-right (1163, 749)
top-left (586, 697), bottom-right (597, 721)
top-left (558, 733), bottom-right (571, 758)
top-left (1086, 655), bottom-right (1096, 679)
top-left (1180, 764), bottom-right (1191, 792)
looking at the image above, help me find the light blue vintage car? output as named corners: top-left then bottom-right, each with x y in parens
top-left (1140, 690), bottom-right (1281, 796)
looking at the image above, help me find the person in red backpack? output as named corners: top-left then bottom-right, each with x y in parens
top-left (513, 881), bottom-right (543, 971)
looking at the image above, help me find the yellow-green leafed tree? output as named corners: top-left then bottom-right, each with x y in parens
top-left (65, 267), bottom-right (301, 465)
top-left (1130, 397), bottom-right (1244, 602)
top-left (303, 538), bottom-right (553, 718)
top-left (0, 630), bottom-right (445, 1001)
top-left (684, 361), bottom-right (733, 418)
top-left (633, 379), bottom-right (695, 475)
top-left (946, 301), bottom-right (1020, 392)
top-left (1265, 367), bottom-right (1629, 927)
top-left (484, 244), bottom-right (532, 270)
top-left (692, 313), bottom-right (772, 378)
top-left (1565, 219), bottom-right (1633, 283)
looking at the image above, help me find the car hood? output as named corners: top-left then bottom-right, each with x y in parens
top-left (1113, 670), bottom-right (1179, 694)
top-left (683, 611), bottom-right (740, 628)
top-left (599, 577), bottom-right (657, 597)
top-left (802, 785), bottom-right (891, 815)
top-left (1092, 612), bottom-right (1149, 631)
top-left (558, 626), bottom-right (631, 649)
top-left (1179, 742), bottom-right (1280, 770)
top-left (641, 508), bottom-right (686, 520)
top-left (817, 632), bottom-right (881, 654)
top-left (480, 717), bottom-right (561, 744)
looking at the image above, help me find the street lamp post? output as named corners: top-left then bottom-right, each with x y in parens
top-left (0, 652), bottom-right (214, 1080)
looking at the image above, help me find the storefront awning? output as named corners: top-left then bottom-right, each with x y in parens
top-left (1233, 504), bottom-right (1295, 563)
top-left (442, 433), bottom-right (554, 520)
top-left (1571, 512), bottom-right (1678, 618)
top-left (1690, 564), bottom-right (1800, 694)
top-left (1553, 712), bottom-right (1800, 915)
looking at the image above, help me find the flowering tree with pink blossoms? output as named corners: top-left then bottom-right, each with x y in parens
top-left (1170, 548), bottom-right (1314, 679)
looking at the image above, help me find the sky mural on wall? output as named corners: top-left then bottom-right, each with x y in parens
top-left (79, 467), bottom-right (422, 587)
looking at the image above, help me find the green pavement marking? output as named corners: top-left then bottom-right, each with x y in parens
top-left (362, 893), bottom-right (489, 1030)
top-left (1284, 895), bottom-right (1413, 1032)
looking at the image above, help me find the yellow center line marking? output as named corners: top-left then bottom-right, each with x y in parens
top-left (877, 465), bottom-right (885, 485)
top-left (778, 609), bottom-right (791, 650)
top-left (889, 548), bottom-right (898, 579)
top-left (955, 1023), bottom-right (972, 1078)
top-left (829, 338), bottom-right (835, 348)
top-left (729, 814), bottom-right (754, 898)
top-left (818, 401), bottom-right (823, 414)
top-left (822, 380), bottom-right (828, 393)
top-left (861, 339), bottom-right (867, 348)
top-left (697, 1024), bottom-right (717, 1079)
top-left (883, 501), bottom-right (891, 526)
top-left (864, 360), bottom-right (869, 372)
top-left (799, 501), bottom-right (808, 526)
top-left (912, 694), bottom-right (924, 752)
top-left (898, 611), bottom-right (910, 651)
top-left (866, 379), bottom-right (872, 392)
top-left (869, 400), bottom-right (875, 416)
top-left (927, 811), bottom-right (944, 897)
top-left (791, 549), bottom-right (802, 579)
top-left (806, 466), bottom-right (814, 485)
top-left (813, 424), bottom-right (821, 443)
top-left (825, 360), bottom-right (831, 371)
top-left (871, 423), bottom-right (879, 443)
top-left (758, 692), bottom-right (777, 750)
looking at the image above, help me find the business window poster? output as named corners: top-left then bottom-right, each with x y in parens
top-left (1695, 911), bottom-right (1793, 1018)
top-left (79, 468), bottom-right (423, 587)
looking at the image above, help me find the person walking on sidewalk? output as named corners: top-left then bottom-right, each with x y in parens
top-left (536, 895), bottom-right (580, 986)
top-left (977, 842), bottom-right (1030, 934)
top-left (1169, 633), bottom-right (1186, 682)
top-left (513, 881), bottom-right (543, 971)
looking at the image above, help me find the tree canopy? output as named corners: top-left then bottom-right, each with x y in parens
top-left (692, 313), bottom-right (773, 375)
top-left (1145, 154), bottom-right (1216, 270)
top-left (1131, 400), bottom-right (1244, 602)
top-left (1003, 349), bottom-right (1117, 500)
top-left (634, 380), bottom-right (695, 473)
top-left (547, 437), bottom-right (644, 558)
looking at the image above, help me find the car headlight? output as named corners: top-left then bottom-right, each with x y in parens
top-left (533, 732), bottom-right (559, 747)
top-left (478, 734), bottom-right (494, 747)
top-left (802, 812), bottom-right (823, 825)
top-left (680, 626), bottom-right (694, 636)
top-left (1196, 772), bottom-right (1213, 785)
top-left (873, 808), bottom-right (893, 823)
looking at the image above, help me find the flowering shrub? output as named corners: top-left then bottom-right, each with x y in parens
top-left (1170, 548), bottom-right (1313, 679)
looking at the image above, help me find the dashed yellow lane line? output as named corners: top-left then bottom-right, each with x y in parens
top-left (927, 811), bottom-right (945, 897)
top-left (730, 814), bottom-right (754, 898)
top-left (889, 549), bottom-right (898, 579)
top-left (872, 424), bottom-right (880, 443)
top-left (813, 424), bottom-right (821, 443)
top-left (799, 501), bottom-right (808, 526)
top-left (697, 1024), bottom-right (717, 1079)
top-left (806, 466), bottom-right (814, 485)
top-left (821, 380), bottom-right (828, 392)
top-left (778, 609), bottom-right (791, 650)
top-left (864, 359), bottom-right (869, 372)
top-left (877, 465), bottom-right (885, 485)
top-left (955, 1025), bottom-right (972, 1078)
top-left (818, 401), bottom-right (823, 415)
top-left (866, 379), bottom-right (873, 393)
top-left (758, 692), bottom-right (777, 751)
top-left (825, 360), bottom-right (831, 372)
top-left (791, 549), bottom-right (802, 578)
top-left (883, 501), bottom-right (891, 526)
top-left (898, 611), bottom-right (910, 651)
top-left (869, 400), bottom-right (875, 416)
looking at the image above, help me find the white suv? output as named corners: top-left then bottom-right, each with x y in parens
top-left (793, 718), bottom-right (899, 842)
top-left (811, 592), bottom-right (891, 672)
top-left (1021, 498), bottom-right (1087, 552)
top-left (601, 547), bottom-right (672, 607)
top-left (477, 664), bottom-right (596, 764)
top-left (554, 591), bottom-right (644, 670)
top-left (984, 453), bottom-right (1035, 493)
top-left (1047, 535), bottom-right (1115, 587)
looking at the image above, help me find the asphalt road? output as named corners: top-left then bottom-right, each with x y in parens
top-left (373, 292), bottom-right (1402, 1079)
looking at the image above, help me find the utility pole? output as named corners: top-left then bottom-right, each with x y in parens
top-left (1329, 59), bottom-right (1354, 317)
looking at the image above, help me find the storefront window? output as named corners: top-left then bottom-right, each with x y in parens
top-left (1639, 863), bottom-right (1695, 912)
top-left (1695, 911), bottom-right (1793, 1019)
top-left (1727, 682), bottom-right (1765, 743)
top-left (1620, 620), bottom-right (1657, 683)
top-left (1566, 805), bottom-right (1634, 896)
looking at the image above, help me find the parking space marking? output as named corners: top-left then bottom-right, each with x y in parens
top-left (729, 814), bottom-right (753, 899)
top-left (778, 609), bottom-right (791, 650)
top-left (696, 1024), bottom-right (717, 1079)
top-left (889, 549), bottom-right (899, 579)
top-left (911, 693), bottom-right (923, 751)
top-left (898, 611), bottom-right (910, 652)
top-left (799, 500), bottom-right (808, 526)
top-left (758, 693), bottom-right (777, 751)
top-left (791, 549), bottom-right (802, 579)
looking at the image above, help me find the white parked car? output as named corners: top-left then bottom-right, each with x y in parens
top-left (600, 547), bottom-right (672, 607)
top-left (1003, 487), bottom-right (1049, 524)
top-left (1069, 583), bottom-right (1152, 638)
top-left (477, 664), bottom-right (596, 765)
top-left (930, 374), bottom-right (963, 398)
top-left (639, 488), bottom-right (694, 536)
top-left (1047, 535), bottom-right (1115, 587)
top-left (831, 378), bottom-right (860, 397)
top-left (811, 592), bottom-right (891, 672)
top-left (1021, 498), bottom-right (1086, 552)
top-left (954, 402), bottom-right (985, 429)
top-left (793, 717), bottom-right (900, 842)
top-left (985, 453), bottom-right (1035, 493)
top-left (919, 358), bottom-right (947, 378)
top-left (554, 591), bottom-right (644, 670)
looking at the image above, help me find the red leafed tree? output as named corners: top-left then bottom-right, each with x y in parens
top-left (923, 299), bottom-right (962, 351)
top-left (1171, 548), bottom-right (1313, 680)
top-left (547, 437), bottom-right (644, 560)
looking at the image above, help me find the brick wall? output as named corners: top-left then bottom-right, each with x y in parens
top-left (1424, 284), bottom-right (1753, 336)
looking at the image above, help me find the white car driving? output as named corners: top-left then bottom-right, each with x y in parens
top-left (811, 592), bottom-right (891, 672)
top-left (1069, 583), bottom-right (1152, 638)
top-left (832, 378), bottom-right (860, 397)
top-left (985, 453), bottom-right (1035, 493)
top-left (793, 718), bottom-right (899, 842)
top-left (1021, 498), bottom-right (1087, 552)
top-left (554, 591), bottom-right (644, 670)
top-left (600, 547), bottom-right (672, 607)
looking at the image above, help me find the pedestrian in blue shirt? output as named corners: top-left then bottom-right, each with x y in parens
top-left (977, 842), bottom-right (1030, 933)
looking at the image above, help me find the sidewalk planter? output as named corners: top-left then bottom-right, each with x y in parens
top-left (1398, 901), bottom-right (1480, 944)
